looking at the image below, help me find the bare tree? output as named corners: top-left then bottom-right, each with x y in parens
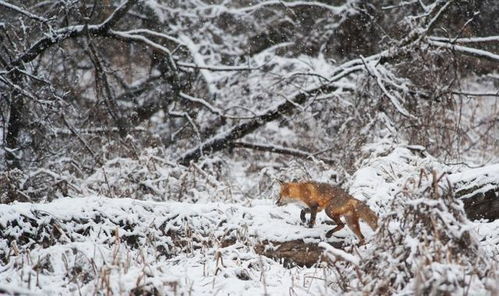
top-left (0, 0), bottom-right (497, 201)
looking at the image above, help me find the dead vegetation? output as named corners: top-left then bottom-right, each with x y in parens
top-left (324, 171), bottom-right (499, 295)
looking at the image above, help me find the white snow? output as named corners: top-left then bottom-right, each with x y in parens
top-left (0, 196), bottom-right (348, 295)
top-left (319, 242), bottom-right (359, 265)
top-left (1, 145), bottom-right (497, 295)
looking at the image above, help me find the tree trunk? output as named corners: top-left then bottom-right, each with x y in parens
top-left (5, 95), bottom-right (23, 171)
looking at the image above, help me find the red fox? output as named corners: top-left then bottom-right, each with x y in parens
top-left (276, 181), bottom-right (378, 244)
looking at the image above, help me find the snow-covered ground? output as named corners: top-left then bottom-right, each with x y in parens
top-left (1, 146), bottom-right (498, 295)
top-left (0, 196), bottom-right (354, 295)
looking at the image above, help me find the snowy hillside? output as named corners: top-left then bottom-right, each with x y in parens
top-left (0, 197), bottom-right (343, 295)
top-left (1, 146), bottom-right (498, 295)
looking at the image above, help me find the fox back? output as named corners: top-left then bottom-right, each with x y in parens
top-left (277, 181), bottom-right (349, 211)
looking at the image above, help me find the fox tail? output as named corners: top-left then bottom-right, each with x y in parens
top-left (357, 202), bottom-right (378, 230)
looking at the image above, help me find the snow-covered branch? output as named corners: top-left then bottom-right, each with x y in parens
top-left (179, 92), bottom-right (254, 119)
top-left (232, 141), bottom-right (336, 165)
top-left (0, 75), bottom-right (40, 102)
top-left (429, 35), bottom-right (499, 44)
top-left (186, 0), bottom-right (354, 17)
top-left (176, 57), bottom-right (373, 164)
top-left (175, 0), bottom-right (484, 165)
top-left (177, 62), bottom-right (261, 72)
top-left (0, 1), bottom-right (49, 23)
top-left (111, 28), bottom-right (185, 46)
top-left (361, 58), bottom-right (414, 118)
top-left (400, 0), bottom-right (455, 45)
top-left (422, 0), bottom-right (455, 34)
top-left (427, 39), bottom-right (499, 63)
top-left (233, 0), bottom-right (351, 15)
top-left (8, 0), bottom-right (138, 68)
top-left (450, 90), bottom-right (499, 97)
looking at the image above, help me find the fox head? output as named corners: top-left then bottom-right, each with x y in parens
top-left (276, 181), bottom-right (292, 206)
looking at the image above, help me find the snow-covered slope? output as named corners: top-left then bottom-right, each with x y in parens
top-left (0, 196), bottom-right (357, 295)
top-left (1, 146), bottom-right (498, 295)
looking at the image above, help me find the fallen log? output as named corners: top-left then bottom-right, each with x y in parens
top-left (255, 239), bottom-right (343, 268)
top-left (449, 164), bottom-right (499, 221)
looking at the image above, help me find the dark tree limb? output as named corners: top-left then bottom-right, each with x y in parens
top-left (175, 1), bottom-right (464, 166)
top-left (177, 90), bottom-right (315, 165)
top-left (5, 95), bottom-right (23, 170)
top-left (176, 52), bottom-right (387, 165)
top-left (8, 0), bottom-right (138, 69)
top-left (2, 0), bottom-right (137, 171)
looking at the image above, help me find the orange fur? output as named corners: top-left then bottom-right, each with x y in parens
top-left (276, 181), bottom-right (379, 244)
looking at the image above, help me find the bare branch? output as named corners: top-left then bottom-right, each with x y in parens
top-left (232, 141), bottom-right (335, 165)
top-left (0, 1), bottom-right (49, 23)
top-left (450, 91), bottom-right (499, 98)
top-left (168, 108), bottom-right (201, 141)
top-left (177, 62), bottom-right (261, 72)
top-left (97, 0), bottom-right (138, 32)
top-left (86, 41), bottom-right (128, 137)
top-left (8, 0), bottom-right (138, 69)
top-left (51, 127), bottom-right (146, 136)
top-left (177, 60), bottom-right (371, 165)
top-left (108, 30), bottom-right (177, 71)
top-left (61, 114), bottom-right (99, 164)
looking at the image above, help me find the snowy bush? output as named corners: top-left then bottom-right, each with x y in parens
top-left (326, 171), bottom-right (499, 295)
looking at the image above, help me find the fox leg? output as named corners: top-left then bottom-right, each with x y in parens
top-left (325, 215), bottom-right (345, 238)
top-left (345, 214), bottom-right (365, 244)
top-left (308, 205), bottom-right (318, 228)
top-left (300, 208), bottom-right (310, 223)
